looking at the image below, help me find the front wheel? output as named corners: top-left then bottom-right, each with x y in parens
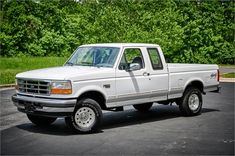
top-left (133, 103), bottom-right (153, 112)
top-left (27, 114), bottom-right (57, 126)
top-left (65, 98), bottom-right (102, 133)
top-left (178, 87), bottom-right (202, 116)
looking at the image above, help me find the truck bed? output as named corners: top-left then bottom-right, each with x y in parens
top-left (167, 63), bottom-right (218, 73)
top-left (167, 63), bottom-right (219, 99)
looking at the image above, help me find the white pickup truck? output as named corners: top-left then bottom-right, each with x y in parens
top-left (12, 43), bottom-right (220, 133)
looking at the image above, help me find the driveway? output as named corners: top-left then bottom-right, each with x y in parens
top-left (0, 82), bottom-right (234, 155)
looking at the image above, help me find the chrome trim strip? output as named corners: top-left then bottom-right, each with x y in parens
top-left (117, 91), bottom-right (152, 98)
top-left (149, 90), bottom-right (168, 98)
top-left (16, 104), bottom-right (74, 113)
top-left (12, 94), bottom-right (76, 107)
top-left (107, 90), bottom-right (168, 103)
top-left (169, 89), bottom-right (184, 94)
top-left (170, 87), bottom-right (183, 91)
top-left (35, 107), bottom-right (74, 113)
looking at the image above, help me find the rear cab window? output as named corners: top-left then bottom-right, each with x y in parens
top-left (147, 48), bottom-right (163, 70)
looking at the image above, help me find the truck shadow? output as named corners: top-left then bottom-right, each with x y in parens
top-left (16, 105), bottom-right (219, 136)
top-left (101, 105), bottom-right (219, 130)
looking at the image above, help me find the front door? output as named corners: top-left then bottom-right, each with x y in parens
top-left (114, 47), bottom-right (152, 106)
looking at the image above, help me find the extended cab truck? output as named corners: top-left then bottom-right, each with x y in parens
top-left (12, 43), bottom-right (220, 133)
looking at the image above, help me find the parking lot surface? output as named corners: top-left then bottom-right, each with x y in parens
top-left (0, 82), bottom-right (234, 155)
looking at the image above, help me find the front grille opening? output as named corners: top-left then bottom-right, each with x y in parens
top-left (17, 79), bottom-right (50, 95)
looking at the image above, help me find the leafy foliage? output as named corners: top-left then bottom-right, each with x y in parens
top-left (1, 0), bottom-right (234, 64)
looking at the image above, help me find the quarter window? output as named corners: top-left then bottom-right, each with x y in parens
top-left (147, 48), bottom-right (163, 70)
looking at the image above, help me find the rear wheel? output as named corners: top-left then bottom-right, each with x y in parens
top-left (27, 114), bottom-right (57, 126)
top-left (178, 87), bottom-right (202, 116)
top-left (65, 98), bottom-right (102, 133)
top-left (133, 103), bottom-right (153, 112)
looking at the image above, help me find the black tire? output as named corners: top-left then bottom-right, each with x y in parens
top-left (133, 103), bottom-right (153, 112)
top-left (178, 87), bottom-right (202, 116)
top-left (27, 114), bottom-right (57, 126)
top-left (65, 98), bottom-right (102, 133)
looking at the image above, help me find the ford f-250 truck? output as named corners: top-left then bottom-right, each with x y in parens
top-left (12, 43), bottom-right (220, 133)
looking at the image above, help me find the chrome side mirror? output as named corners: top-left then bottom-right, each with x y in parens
top-left (127, 63), bottom-right (141, 71)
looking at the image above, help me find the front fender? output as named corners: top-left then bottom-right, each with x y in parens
top-left (73, 84), bottom-right (108, 100)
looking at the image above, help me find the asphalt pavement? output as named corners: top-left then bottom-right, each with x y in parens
top-left (0, 82), bottom-right (234, 155)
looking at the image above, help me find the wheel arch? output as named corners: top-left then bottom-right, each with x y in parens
top-left (77, 90), bottom-right (107, 110)
top-left (183, 79), bottom-right (204, 95)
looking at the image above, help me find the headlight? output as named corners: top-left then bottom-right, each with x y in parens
top-left (51, 80), bottom-right (72, 94)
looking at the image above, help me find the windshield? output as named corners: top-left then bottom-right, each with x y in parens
top-left (65, 47), bottom-right (120, 68)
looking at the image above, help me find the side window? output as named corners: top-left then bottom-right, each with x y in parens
top-left (119, 48), bottom-right (144, 70)
top-left (147, 48), bottom-right (163, 70)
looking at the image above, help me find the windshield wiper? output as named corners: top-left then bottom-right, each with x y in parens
top-left (66, 62), bottom-right (74, 66)
top-left (95, 64), bottom-right (112, 68)
top-left (77, 62), bottom-right (94, 66)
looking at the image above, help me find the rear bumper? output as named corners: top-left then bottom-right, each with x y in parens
top-left (12, 94), bottom-right (76, 117)
top-left (210, 85), bottom-right (221, 93)
top-left (204, 84), bottom-right (221, 93)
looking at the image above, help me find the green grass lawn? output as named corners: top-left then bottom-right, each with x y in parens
top-left (221, 72), bottom-right (235, 78)
top-left (0, 57), bottom-right (234, 85)
top-left (0, 57), bottom-right (67, 85)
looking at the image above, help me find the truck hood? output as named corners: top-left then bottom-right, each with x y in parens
top-left (16, 66), bottom-right (115, 81)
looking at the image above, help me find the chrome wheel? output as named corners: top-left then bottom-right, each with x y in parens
top-left (75, 107), bottom-right (96, 128)
top-left (65, 98), bottom-right (102, 133)
top-left (188, 94), bottom-right (200, 111)
top-left (179, 87), bottom-right (202, 116)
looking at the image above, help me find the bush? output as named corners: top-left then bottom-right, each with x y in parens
top-left (1, 0), bottom-right (234, 64)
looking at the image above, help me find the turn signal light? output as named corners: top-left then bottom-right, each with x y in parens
top-left (50, 80), bottom-right (72, 94)
top-left (51, 88), bottom-right (72, 94)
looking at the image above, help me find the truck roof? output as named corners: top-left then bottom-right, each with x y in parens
top-left (80, 43), bottom-right (160, 48)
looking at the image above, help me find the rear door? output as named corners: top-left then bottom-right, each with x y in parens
top-left (146, 47), bottom-right (168, 101)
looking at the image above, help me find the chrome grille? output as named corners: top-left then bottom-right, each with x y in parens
top-left (17, 79), bottom-right (51, 95)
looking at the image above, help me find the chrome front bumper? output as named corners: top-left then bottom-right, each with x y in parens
top-left (12, 94), bottom-right (77, 117)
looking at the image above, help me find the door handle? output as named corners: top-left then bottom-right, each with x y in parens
top-left (143, 72), bottom-right (150, 76)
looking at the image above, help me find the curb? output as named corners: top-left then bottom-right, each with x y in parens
top-left (0, 84), bottom-right (15, 89)
top-left (220, 78), bottom-right (235, 83)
